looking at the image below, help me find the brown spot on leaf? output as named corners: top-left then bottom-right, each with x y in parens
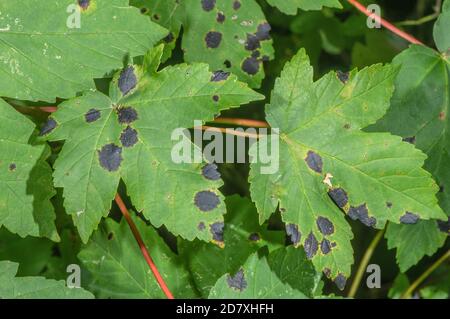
top-left (118, 66), bottom-right (137, 96)
top-left (328, 188), bottom-right (348, 208)
top-left (39, 118), bottom-right (57, 136)
top-left (78, 0), bottom-right (90, 10)
top-left (248, 233), bottom-right (260, 241)
top-left (348, 204), bottom-right (377, 228)
top-left (245, 34), bottom-right (260, 51)
top-left (439, 111), bottom-right (446, 121)
top-left (118, 107), bottom-right (138, 124)
top-left (195, 191), bottom-right (220, 211)
top-left (336, 71), bottom-right (349, 83)
top-left (205, 31), bottom-right (222, 48)
top-left (241, 57), bottom-right (259, 75)
top-left (304, 232), bottom-right (318, 259)
top-left (316, 217), bottom-right (334, 236)
top-left (255, 23), bottom-right (271, 40)
top-left (334, 274), bottom-right (347, 290)
top-left (323, 268), bottom-right (331, 278)
top-left (120, 127), bottom-right (138, 148)
top-left (217, 12), bottom-right (225, 23)
top-left (98, 144), bottom-right (123, 172)
top-left (213, 95), bottom-right (220, 102)
top-left (201, 0), bottom-right (216, 11)
top-left (386, 202), bottom-right (393, 208)
top-left (210, 222), bottom-right (224, 242)
top-left (198, 222), bottom-right (206, 231)
top-left (227, 269), bottom-right (247, 291)
top-left (305, 150), bottom-right (323, 173)
top-left (400, 212), bottom-right (420, 224)
top-left (224, 60), bottom-right (232, 68)
top-left (9, 163), bottom-right (16, 171)
top-left (320, 239), bottom-right (332, 254)
top-left (85, 108), bottom-right (101, 123)
top-left (233, 0), bottom-right (241, 10)
top-left (211, 70), bottom-right (230, 82)
top-left (202, 163), bottom-right (221, 180)
top-left (286, 224), bottom-right (301, 245)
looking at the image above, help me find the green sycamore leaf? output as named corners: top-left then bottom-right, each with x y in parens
top-left (43, 45), bottom-right (263, 243)
top-left (371, 1), bottom-right (450, 271)
top-left (268, 246), bottom-right (323, 297)
top-left (208, 252), bottom-right (309, 299)
top-left (179, 195), bottom-right (285, 297)
top-left (78, 215), bottom-right (198, 298)
top-left (249, 49), bottom-right (446, 286)
top-left (0, 260), bottom-right (93, 299)
top-left (266, 0), bottom-right (342, 15)
top-left (0, 0), bottom-right (167, 102)
top-left (0, 99), bottom-right (58, 241)
top-left (131, 0), bottom-right (274, 88)
top-left (385, 221), bottom-right (447, 272)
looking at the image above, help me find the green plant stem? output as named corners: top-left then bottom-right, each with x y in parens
top-left (347, 229), bottom-right (385, 298)
top-left (401, 249), bottom-right (450, 299)
top-left (396, 13), bottom-right (439, 26)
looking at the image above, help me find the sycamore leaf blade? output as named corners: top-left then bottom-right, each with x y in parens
top-left (0, 260), bottom-right (93, 299)
top-left (0, 0), bottom-right (167, 101)
top-left (266, 0), bottom-right (342, 15)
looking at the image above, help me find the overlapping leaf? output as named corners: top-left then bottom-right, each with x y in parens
top-left (266, 0), bottom-right (342, 15)
top-left (43, 45), bottom-right (263, 243)
top-left (0, 0), bottom-right (167, 102)
top-left (0, 99), bottom-right (58, 241)
top-left (0, 260), bottom-right (93, 299)
top-left (179, 195), bottom-right (285, 297)
top-left (372, 1), bottom-right (450, 270)
top-left (132, 0), bottom-right (274, 88)
top-left (78, 216), bottom-right (197, 298)
top-left (208, 252), bottom-right (310, 298)
top-left (249, 49), bottom-right (446, 287)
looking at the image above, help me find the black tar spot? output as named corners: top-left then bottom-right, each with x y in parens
top-left (227, 269), bottom-right (247, 291)
top-left (334, 274), bottom-right (347, 291)
top-left (140, 7), bottom-right (149, 14)
top-left (201, 0), bottom-right (216, 11)
top-left (9, 163), bottom-right (16, 171)
top-left (98, 144), bottom-right (123, 172)
top-left (85, 108), bottom-right (101, 123)
top-left (437, 217), bottom-right (450, 234)
top-left (118, 66), bottom-right (137, 95)
top-left (224, 60), bottom-right (232, 68)
top-left (386, 202), bottom-right (393, 208)
top-left (320, 239), bottom-right (332, 255)
top-left (286, 224), bottom-right (301, 245)
top-left (251, 50), bottom-right (260, 58)
top-left (198, 222), bottom-right (206, 231)
top-left (153, 14), bottom-right (160, 20)
top-left (316, 217), bottom-right (334, 236)
top-left (305, 150), bottom-right (323, 173)
top-left (249, 233), bottom-right (260, 241)
top-left (328, 188), bottom-right (348, 208)
top-left (400, 212), bottom-right (420, 224)
top-left (304, 232), bottom-right (318, 260)
top-left (202, 163), bottom-right (221, 180)
top-left (120, 126), bottom-right (138, 148)
top-left (78, 0), bottom-right (90, 10)
top-left (217, 12), bottom-right (225, 23)
top-left (336, 71), bottom-right (349, 84)
top-left (205, 31), bottom-right (222, 48)
top-left (241, 57), bottom-right (259, 75)
top-left (245, 34), bottom-right (260, 51)
top-left (233, 0), bottom-right (241, 10)
top-left (118, 107), bottom-right (138, 124)
top-left (402, 136), bottom-right (416, 144)
top-left (210, 222), bottom-right (224, 242)
top-left (213, 95), bottom-right (219, 102)
top-left (163, 32), bottom-right (175, 43)
top-left (211, 70), bottom-right (230, 82)
top-left (348, 204), bottom-right (376, 227)
top-left (256, 23), bottom-right (271, 40)
top-left (39, 118), bottom-right (57, 136)
top-left (107, 232), bottom-right (114, 240)
top-left (195, 191), bottom-right (220, 211)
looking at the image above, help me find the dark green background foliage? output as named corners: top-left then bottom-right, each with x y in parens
top-left (0, 0), bottom-right (448, 299)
